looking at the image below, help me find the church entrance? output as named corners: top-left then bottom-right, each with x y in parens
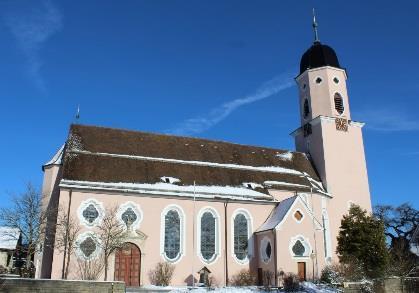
top-left (114, 242), bottom-right (141, 287)
top-left (297, 262), bottom-right (306, 281)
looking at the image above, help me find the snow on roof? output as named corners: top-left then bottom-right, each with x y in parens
top-left (276, 151), bottom-right (293, 161)
top-left (43, 144), bottom-right (65, 170)
top-left (264, 181), bottom-right (309, 189)
top-left (256, 196), bottom-right (297, 232)
top-left (72, 150), bottom-right (302, 176)
top-left (160, 176), bottom-right (180, 184)
top-left (0, 227), bottom-right (20, 250)
top-left (60, 180), bottom-right (275, 202)
top-left (242, 182), bottom-right (264, 189)
top-left (62, 124), bottom-right (322, 194)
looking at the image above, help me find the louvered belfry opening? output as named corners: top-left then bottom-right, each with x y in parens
top-left (334, 93), bottom-right (344, 114)
top-left (303, 99), bottom-right (310, 118)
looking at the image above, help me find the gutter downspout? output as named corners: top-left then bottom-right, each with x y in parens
top-left (61, 189), bottom-right (72, 279)
top-left (273, 228), bottom-right (278, 287)
top-left (192, 181), bottom-right (196, 287)
top-left (224, 199), bottom-right (229, 286)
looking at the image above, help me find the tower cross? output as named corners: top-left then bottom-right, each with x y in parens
top-left (312, 8), bottom-right (320, 43)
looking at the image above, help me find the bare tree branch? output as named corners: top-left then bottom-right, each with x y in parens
top-left (0, 183), bottom-right (53, 274)
top-left (96, 206), bottom-right (126, 281)
top-left (55, 210), bottom-right (81, 279)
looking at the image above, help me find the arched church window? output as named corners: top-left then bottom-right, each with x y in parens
top-left (200, 211), bottom-right (216, 262)
top-left (303, 99), bottom-right (310, 118)
top-left (292, 240), bottom-right (306, 256)
top-left (334, 93), bottom-right (344, 115)
top-left (164, 210), bottom-right (181, 261)
top-left (233, 214), bottom-right (248, 261)
top-left (82, 204), bottom-right (99, 224)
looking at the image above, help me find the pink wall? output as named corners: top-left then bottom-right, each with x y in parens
top-left (50, 188), bottom-right (277, 286)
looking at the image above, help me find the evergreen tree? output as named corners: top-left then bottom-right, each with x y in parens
top-left (337, 205), bottom-right (389, 279)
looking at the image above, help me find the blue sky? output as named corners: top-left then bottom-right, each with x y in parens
top-left (0, 1), bottom-right (418, 209)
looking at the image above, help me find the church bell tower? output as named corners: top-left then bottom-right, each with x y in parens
top-left (292, 11), bottom-right (372, 259)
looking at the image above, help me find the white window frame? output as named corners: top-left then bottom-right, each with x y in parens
top-left (231, 208), bottom-right (253, 265)
top-left (289, 235), bottom-right (312, 259)
top-left (260, 236), bottom-right (272, 264)
top-left (75, 231), bottom-right (101, 260)
top-left (197, 207), bottom-right (220, 264)
top-left (77, 198), bottom-right (104, 227)
top-left (293, 209), bottom-right (304, 224)
top-left (160, 204), bottom-right (186, 264)
top-left (116, 201), bottom-right (143, 230)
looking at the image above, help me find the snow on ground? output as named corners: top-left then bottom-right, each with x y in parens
top-left (163, 282), bottom-right (339, 293)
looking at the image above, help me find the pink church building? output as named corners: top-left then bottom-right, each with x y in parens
top-left (36, 24), bottom-right (371, 287)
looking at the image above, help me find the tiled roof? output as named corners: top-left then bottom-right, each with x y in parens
top-left (60, 124), bottom-right (321, 197)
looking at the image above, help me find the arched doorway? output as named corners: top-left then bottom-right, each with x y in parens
top-left (114, 242), bottom-right (141, 287)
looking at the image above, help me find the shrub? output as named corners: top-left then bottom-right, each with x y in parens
top-left (320, 263), bottom-right (344, 284)
top-left (283, 273), bottom-right (300, 292)
top-left (230, 269), bottom-right (256, 286)
top-left (340, 258), bottom-right (366, 282)
top-left (359, 280), bottom-right (374, 293)
top-left (263, 270), bottom-right (275, 288)
top-left (207, 275), bottom-right (219, 289)
top-left (149, 262), bottom-right (175, 286)
top-left (76, 258), bottom-right (104, 280)
top-left (0, 265), bottom-right (8, 274)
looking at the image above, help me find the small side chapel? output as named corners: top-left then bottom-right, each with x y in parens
top-left (36, 18), bottom-right (371, 287)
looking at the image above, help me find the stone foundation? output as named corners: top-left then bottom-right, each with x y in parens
top-left (0, 278), bottom-right (125, 293)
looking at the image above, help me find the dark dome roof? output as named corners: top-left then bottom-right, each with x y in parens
top-left (299, 41), bottom-right (341, 74)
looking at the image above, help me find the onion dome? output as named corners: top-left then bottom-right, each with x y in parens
top-left (299, 41), bottom-right (341, 74)
top-left (299, 9), bottom-right (342, 75)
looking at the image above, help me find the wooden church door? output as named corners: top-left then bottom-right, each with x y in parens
top-left (297, 262), bottom-right (306, 281)
top-left (114, 243), bottom-right (141, 287)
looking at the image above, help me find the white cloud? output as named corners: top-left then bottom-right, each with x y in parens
top-left (168, 72), bottom-right (294, 135)
top-left (3, 0), bottom-right (62, 92)
top-left (359, 109), bottom-right (419, 132)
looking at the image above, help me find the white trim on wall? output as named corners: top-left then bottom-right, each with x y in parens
top-left (160, 204), bottom-right (186, 264)
top-left (116, 201), bottom-right (143, 230)
top-left (322, 209), bottom-right (332, 262)
top-left (230, 208), bottom-right (254, 265)
top-left (77, 198), bottom-right (105, 227)
top-left (196, 206), bottom-right (221, 265)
